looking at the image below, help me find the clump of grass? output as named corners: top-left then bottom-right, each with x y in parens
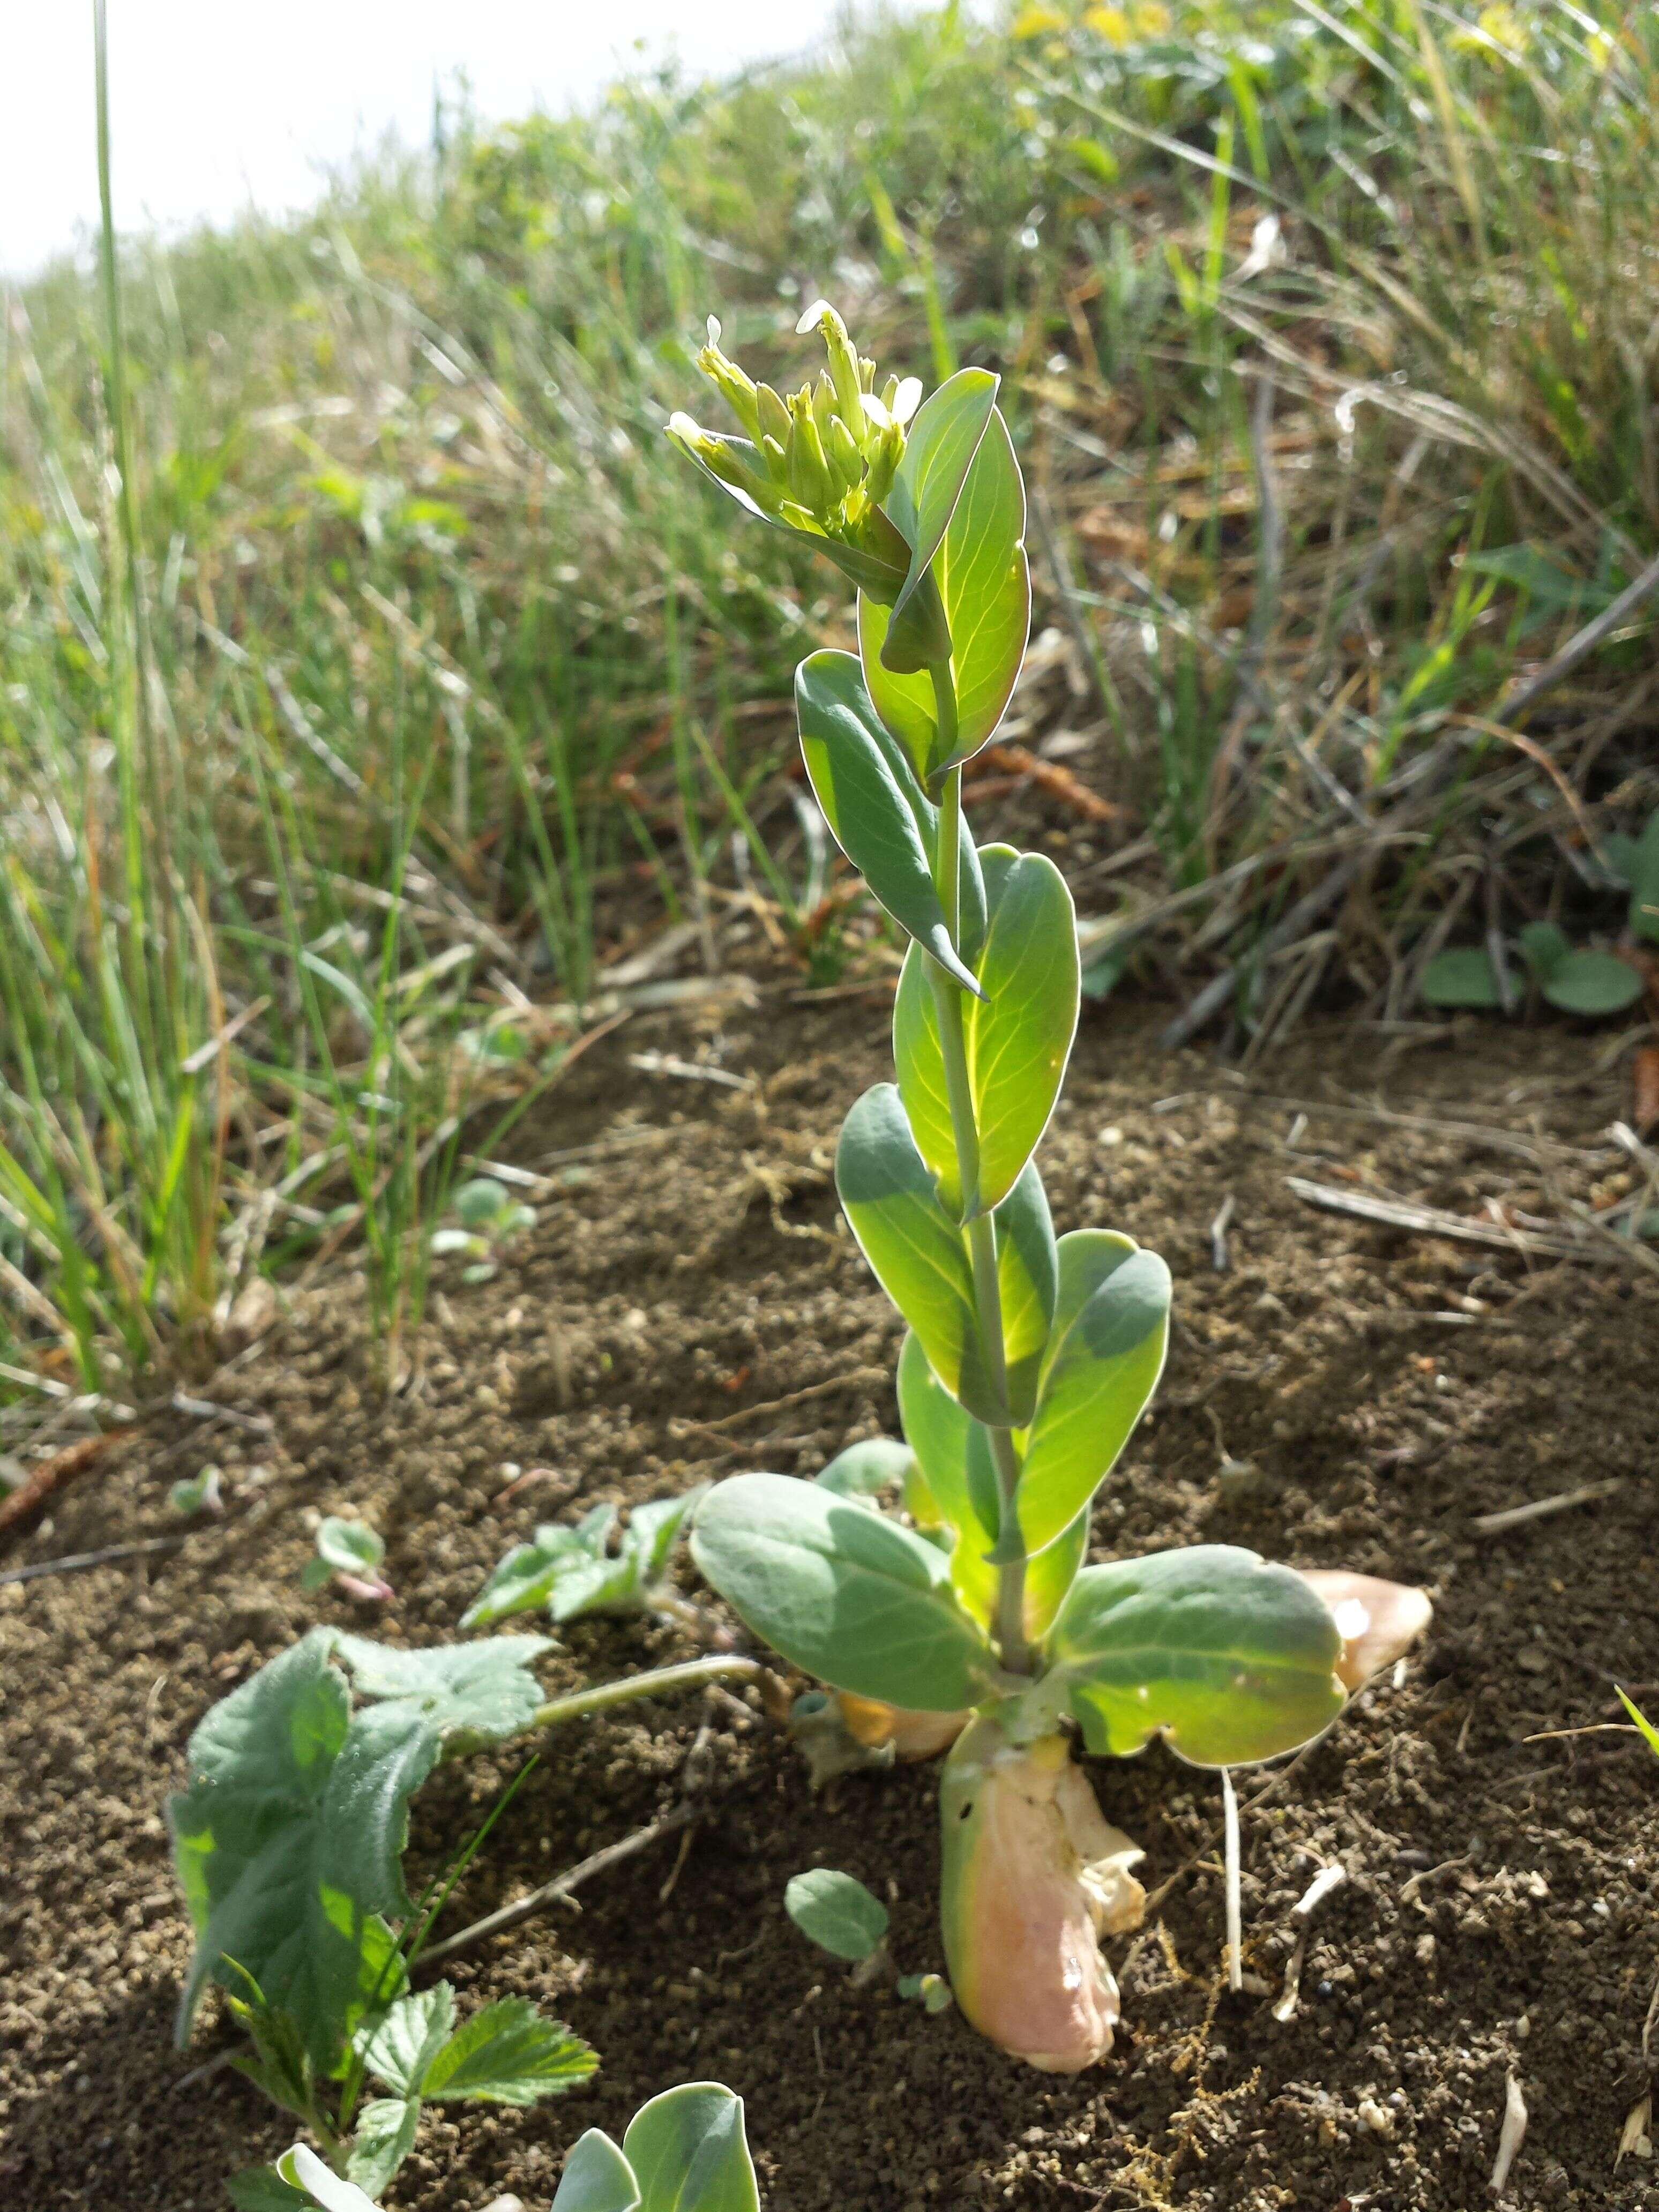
top-left (3, 2), bottom-right (1657, 1402)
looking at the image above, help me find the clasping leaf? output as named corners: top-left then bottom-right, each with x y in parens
top-left (1044, 1546), bottom-right (1344, 1766)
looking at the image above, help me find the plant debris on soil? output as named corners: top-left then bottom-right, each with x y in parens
top-left (2, 994), bottom-right (1657, 2212)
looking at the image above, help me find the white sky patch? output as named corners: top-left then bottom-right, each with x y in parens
top-left (1, 1), bottom-right (862, 278)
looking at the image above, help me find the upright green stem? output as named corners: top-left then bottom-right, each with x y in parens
top-left (923, 663), bottom-right (1030, 1676)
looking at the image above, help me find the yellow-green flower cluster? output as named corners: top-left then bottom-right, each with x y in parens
top-left (668, 300), bottom-right (920, 540)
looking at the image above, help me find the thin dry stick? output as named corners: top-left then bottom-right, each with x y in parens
top-left (1494, 545), bottom-right (1659, 727)
top-left (1471, 1479), bottom-right (1624, 1536)
top-left (1285, 1176), bottom-right (1601, 1262)
top-left (0, 1533), bottom-right (189, 1585)
top-left (413, 1806), bottom-right (699, 1971)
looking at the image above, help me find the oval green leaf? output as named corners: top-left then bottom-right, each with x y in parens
top-left (881, 368), bottom-right (999, 653)
top-left (1012, 1230), bottom-right (1170, 1556)
top-left (1048, 1545), bottom-right (1345, 1766)
top-left (795, 652), bottom-right (980, 995)
top-left (1541, 947), bottom-right (1643, 1015)
top-left (624, 2083), bottom-right (759, 2212)
top-left (1421, 946), bottom-right (1501, 1010)
top-left (893, 846), bottom-right (1079, 1216)
top-left (837, 1082), bottom-right (978, 1402)
top-left (861, 405), bottom-right (1030, 780)
top-left (783, 1868), bottom-right (890, 1961)
top-left (689, 1472), bottom-right (998, 1712)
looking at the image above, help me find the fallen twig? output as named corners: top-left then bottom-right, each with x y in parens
top-left (412, 1805), bottom-right (700, 1971)
top-left (0, 1430), bottom-right (128, 1543)
top-left (0, 1532), bottom-right (189, 1585)
top-left (1286, 1176), bottom-right (1599, 1261)
top-left (1471, 1479), bottom-right (1624, 1536)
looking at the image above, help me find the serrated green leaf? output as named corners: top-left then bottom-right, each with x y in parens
top-left (816, 1437), bottom-right (914, 1501)
top-left (552, 2130), bottom-right (641, 2212)
top-left (880, 369), bottom-right (998, 655)
top-left (345, 2097), bottom-right (420, 2198)
top-left (227, 2167), bottom-right (310, 2211)
top-left (1540, 948), bottom-right (1643, 1015)
top-left (1011, 1231), bottom-right (1170, 1556)
top-left (690, 1472), bottom-right (999, 1712)
top-left (171, 1632), bottom-right (547, 2066)
top-left (461, 1504), bottom-right (615, 1630)
top-left (421, 1997), bottom-right (597, 2105)
top-left (861, 406), bottom-right (1029, 780)
top-left (783, 1868), bottom-right (890, 1961)
top-left (333, 1634), bottom-right (552, 1741)
top-left (315, 1519), bottom-right (384, 1576)
top-left (358, 1983), bottom-right (455, 2096)
top-left (1421, 946), bottom-right (1502, 1009)
top-left (795, 652), bottom-right (981, 994)
top-left (170, 1633), bottom-right (405, 2066)
top-left (623, 2083), bottom-right (759, 2212)
top-left (893, 848), bottom-right (1079, 1217)
top-left (1048, 1546), bottom-right (1344, 1766)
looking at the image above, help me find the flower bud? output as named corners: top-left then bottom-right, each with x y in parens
top-left (824, 412), bottom-right (866, 496)
top-left (756, 382), bottom-right (793, 453)
top-left (694, 334), bottom-right (763, 445)
top-left (1296, 1570), bottom-right (1432, 1690)
top-left (787, 393), bottom-right (835, 513)
top-left (667, 413), bottom-right (782, 516)
top-left (940, 1718), bottom-right (1145, 2073)
top-left (796, 297), bottom-right (867, 449)
top-left (863, 419), bottom-right (906, 509)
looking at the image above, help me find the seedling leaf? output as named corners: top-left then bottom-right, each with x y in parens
top-left (314, 1518), bottom-right (385, 1576)
top-left (552, 2129), bottom-right (642, 2212)
top-left (1421, 947), bottom-right (1502, 1008)
top-left (784, 1868), bottom-right (890, 1961)
top-left (1540, 948), bottom-right (1643, 1015)
top-left (623, 2082), bottom-right (759, 2212)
